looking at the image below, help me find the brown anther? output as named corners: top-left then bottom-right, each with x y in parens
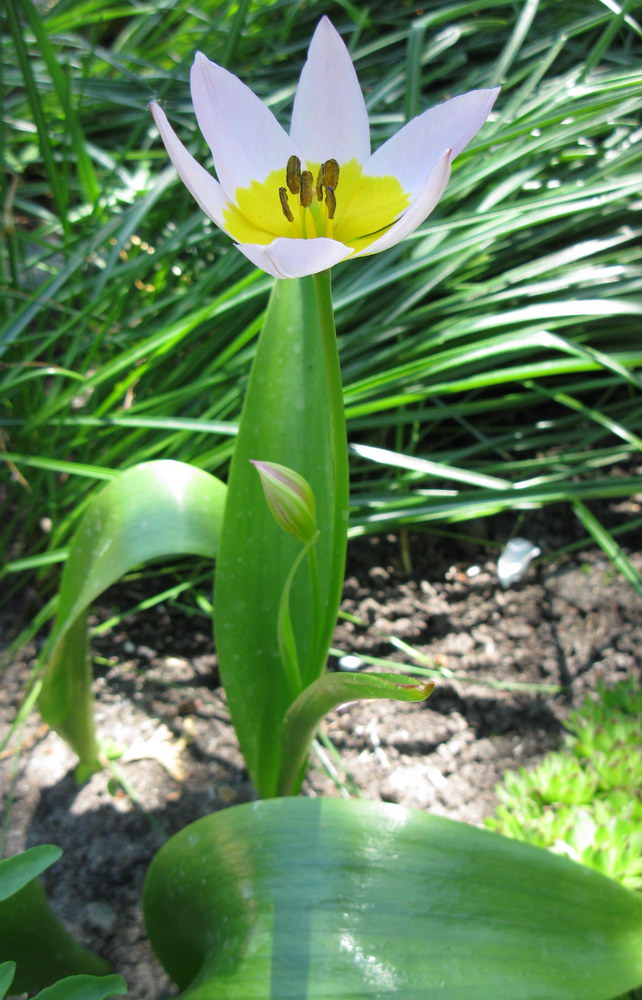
top-left (323, 159), bottom-right (340, 190)
top-left (279, 187), bottom-right (294, 222)
top-left (315, 165), bottom-right (324, 202)
top-left (300, 170), bottom-right (314, 207)
top-left (286, 155), bottom-right (301, 195)
top-left (325, 186), bottom-right (337, 220)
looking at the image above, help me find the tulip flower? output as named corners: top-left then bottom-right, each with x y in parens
top-left (151, 18), bottom-right (499, 279)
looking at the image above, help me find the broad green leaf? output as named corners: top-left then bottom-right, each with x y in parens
top-left (0, 855), bottom-right (110, 993)
top-left (144, 798), bottom-right (642, 1000)
top-left (32, 973), bottom-right (128, 1000)
top-left (278, 673), bottom-right (434, 795)
top-left (0, 845), bottom-right (62, 901)
top-left (214, 274), bottom-right (349, 798)
top-left (39, 460), bottom-right (226, 776)
top-left (0, 963), bottom-right (15, 1000)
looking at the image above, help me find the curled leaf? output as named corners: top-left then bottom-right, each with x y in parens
top-left (278, 671), bottom-right (435, 795)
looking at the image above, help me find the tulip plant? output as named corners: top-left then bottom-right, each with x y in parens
top-left (4, 17), bottom-right (642, 1000)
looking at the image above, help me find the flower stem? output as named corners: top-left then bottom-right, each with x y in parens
top-left (306, 541), bottom-right (323, 653)
top-left (307, 269), bottom-right (349, 682)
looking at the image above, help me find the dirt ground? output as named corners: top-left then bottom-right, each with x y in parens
top-left (2, 508), bottom-right (641, 998)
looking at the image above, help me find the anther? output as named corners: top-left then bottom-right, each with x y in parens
top-left (315, 165), bottom-right (324, 202)
top-left (323, 159), bottom-right (340, 190)
top-left (286, 155), bottom-right (301, 195)
top-left (279, 187), bottom-right (294, 222)
top-left (300, 170), bottom-right (314, 207)
top-left (325, 186), bottom-right (336, 220)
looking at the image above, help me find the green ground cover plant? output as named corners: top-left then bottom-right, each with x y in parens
top-left (488, 677), bottom-right (642, 1000)
top-left (488, 677), bottom-right (642, 891)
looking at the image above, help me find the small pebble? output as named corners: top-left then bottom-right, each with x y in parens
top-left (84, 901), bottom-right (117, 936)
top-left (369, 566), bottom-right (390, 585)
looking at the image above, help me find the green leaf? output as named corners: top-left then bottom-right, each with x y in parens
top-left (278, 672), bottom-right (434, 795)
top-left (0, 853), bottom-right (110, 993)
top-left (12, 0), bottom-right (100, 208)
top-left (32, 973), bottom-right (128, 1000)
top-left (0, 845), bottom-right (62, 901)
top-left (39, 460), bottom-right (226, 775)
top-left (573, 499), bottom-right (642, 600)
top-left (0, 963), bottom-right (15, 1000)
top-left (144, 798), bottom-right (642, 1000)
top-left (214, 275), bottom-right (349, 798)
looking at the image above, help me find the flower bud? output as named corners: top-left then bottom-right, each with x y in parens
top-left (251, 460), bottom-right (317, 544)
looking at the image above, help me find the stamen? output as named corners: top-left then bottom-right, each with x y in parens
top-left (280, 156), bottom-right (341, 226)
top-left (300, 170), bottom-right (314, 207)
top-left (323, 159), bottom-right (340, 190)
top-left (325, 186), bottom-right (336, 220)
top-left (279, 186), bottom-right (294, 222)
top-left (286, 155), bottom-right (301, 195)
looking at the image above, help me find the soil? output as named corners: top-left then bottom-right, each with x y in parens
top-left (2, 510), bottom-right (641, 998)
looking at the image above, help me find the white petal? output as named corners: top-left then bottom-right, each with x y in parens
top-left (290, 17), bottom-right (370, 166)
top-left (354, 148), bottom-right (452, 258)
top-left (190, 52), bottom-right (298, 197)
top-left (236, 237), bottom-right (354, 279)
top-left (364, 88), bottom-right (499, 199)
top-left (150, 101), bottom-right (230, 229)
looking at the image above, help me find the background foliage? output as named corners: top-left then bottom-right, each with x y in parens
top-left (2, 0), bottom-right (642, 634)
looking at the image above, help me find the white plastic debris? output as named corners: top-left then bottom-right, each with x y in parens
top-left (497, 537), bottom-right (541, 588)
top-left (338, 654), bottom-right (364, 672)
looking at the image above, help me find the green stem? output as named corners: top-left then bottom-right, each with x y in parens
top-left (307, 269), bottom-right (349, 682)
top-left (306, 541), bottom-right (322, 652)
top-left (106, 759), bottom-right (169, 839)
top-left (277, 531), bottom-right (320, 700)
top-left (273, 270), bottom-right (350, 795)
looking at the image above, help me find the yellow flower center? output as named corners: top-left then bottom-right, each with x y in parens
top-left (223, 156), bottom-right (410, 251)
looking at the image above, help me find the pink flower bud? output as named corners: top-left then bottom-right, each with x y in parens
top-left (251, 461), bottom-right (317, 544)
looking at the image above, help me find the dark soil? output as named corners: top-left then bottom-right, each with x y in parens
top-left (2, 514), bottom-right (641, 998)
